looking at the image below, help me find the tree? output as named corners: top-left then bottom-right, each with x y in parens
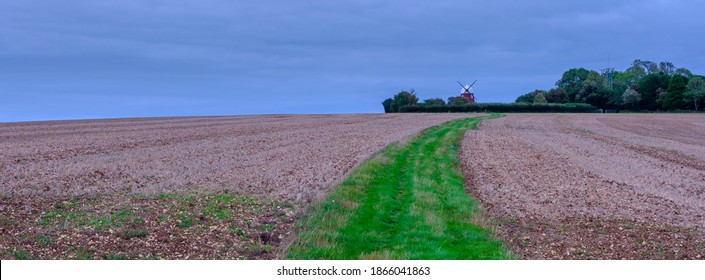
top-left (675, 67), bottom-right (693, 78)
top-left (533, 91), bottom-right (548, 104)
top-left (556, 68), bottom-right (590, 102)
top-left (625, 63), bottom-right (647, 82)
top-left (382, 89), bottom-right (419, 113)
top-left (638, 73), bottom-right (670, 110)
top-left (684, 76), bottom-right (705, 111)
top-left (512, 58), bottom-right (703, 111)
top-left (392, 89), bottom-right (419, 112)
top-left (545, 87), bottom-right (568, 103)
top-left (632, 59), bottom-right (659, 74)
top-left (515, 92), bottom-right (534, 103)
top-left (515, 90), bottom-right (546, 103)
top-left (586, 88), bottom-right (612, 109)
top-left (382, 98), bottom-right (394, 113)
top-left (658, 61), bottom-right (675, 75)
top-left (448, 96), bottom-right (469, 105)
top-left (622, 87), bottom-right (641, 110)
top-left (572, 70), bottom-right (611, 109)
top-left (422, 98), bottom-right (445, 106)
top-left (662, 74), bottom-right (688, 110)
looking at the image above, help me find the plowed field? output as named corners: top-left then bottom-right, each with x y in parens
top-left (461, 114), bottom-right (705, 259)
top-left (0, 113), bottom-right (474, 259)
top-left (1, 114), bottom-right (472, 201)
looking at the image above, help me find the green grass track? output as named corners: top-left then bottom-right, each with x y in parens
top-left (287, 114), bottom-right (511, 259)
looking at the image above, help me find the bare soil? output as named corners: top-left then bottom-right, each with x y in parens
top-left (1, 114), bottom-right (471, 201)
top-left (1, 113), bottom-right (474, 259)
top-left (461, 113), bottom-right (705, 259)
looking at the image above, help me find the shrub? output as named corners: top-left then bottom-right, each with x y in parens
top-left (398, 103), bottom-right (599, 113)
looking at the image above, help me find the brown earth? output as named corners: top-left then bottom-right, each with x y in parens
top-left (1, 113), bottom-right (473, 201)
top-left (0, 113), bottom-right (475, 259)
top-left (461, 113), bottom-right (705, 259)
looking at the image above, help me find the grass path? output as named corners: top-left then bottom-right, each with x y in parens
top-left (287, 114), bottom-right (511, 259)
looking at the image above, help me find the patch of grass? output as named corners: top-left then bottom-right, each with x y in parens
top-left (35, 234), bottom-right (53, 247)
top-left (621, 222), bottom-right (635, 229)
top-left (205, 196), bottom-right (233, 220)
top-left (111, 209), bottom-right (134, 225)
top-left (13, 192), bottom-right (275, 259)
top-left (6, 248), bottom-right (32, 260)
top-left (121, 218), bottom-right (149, 239)
top-left (176, 214), bottom-right (193, 228)
top-left (230, 223), bottom-right (245, 236)
top-left (154, 215), bottom-right (167, 225)
top-left (259, 224), bottom-right (275, 232)
top-left (38, 209), bottom-right (88, 228)
top-left (122, 229), bottom-right (149, 238)
top-left (101, 254), bottom-right (127, 260)
top-left (287, 114), bottom-right (511, 259)
top-left (74, 249), bottom-right (94, 260)
top-left (87, 208), bottom-right (134, 230)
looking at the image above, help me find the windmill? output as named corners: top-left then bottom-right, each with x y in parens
top-left (457, 80), bottom-right (477, 103)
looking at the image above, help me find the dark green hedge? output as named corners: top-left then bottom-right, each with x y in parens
top-left (398, 102), bottom-right (599, 113)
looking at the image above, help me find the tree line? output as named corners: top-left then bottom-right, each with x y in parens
top-left (382, 89), bottom-right (481, 113)
top-left (516, 59), bottom-right (705, 111)
top-left (399, 103), bottom-right (597, 113)
top-left (381, 89), bottom-right (597, 113)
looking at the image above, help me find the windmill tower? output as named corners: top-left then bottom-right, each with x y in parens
top-left (457, 80), bottom-right (477, 103)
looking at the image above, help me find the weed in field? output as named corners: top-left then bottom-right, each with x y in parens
top-left (38, 209), bottom-right (88, 228)
top-left (73, 249), bottom-right (94, 260)
top-left (156, 215), bottom-right (168, 225)
top-left (111, 210), bottom-right (134, 225)
top-left (35, 235), bottom-right (52, 247)
top-left (4, 191), bottom-right (290, 260)
top-left (205, 198), bottom-right (232, 220)
top-left (176, 214), bottom-right (193, 228)
top-left (621, 222), bottom-right (635, 229)
top-left (86, 208), bottom-right (134, 230)
top-left (573, 248), bottom-right (588, 257)
top-left (122, 229), bottom-right (149, 239)
top-left (6, 248), bottom-right (31, 260)
top-left (259, 224), bottom-right (275, 232)
top-left (230, 223), bottom-right (245, 236)
top-left (101, 254), bottom-right (126, 260)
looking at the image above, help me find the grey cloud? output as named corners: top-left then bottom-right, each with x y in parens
top-left (1, 0), bottom-right (704, 121)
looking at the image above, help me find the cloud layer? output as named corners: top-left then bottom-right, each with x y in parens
top-left (2, 0), bottom-right (704, 121)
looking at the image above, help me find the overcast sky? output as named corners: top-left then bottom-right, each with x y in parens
top-left (2, 0), bottom-right (704, 122)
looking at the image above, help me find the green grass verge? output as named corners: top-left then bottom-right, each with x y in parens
top-left (287, 114), bottom-right (511, 259)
